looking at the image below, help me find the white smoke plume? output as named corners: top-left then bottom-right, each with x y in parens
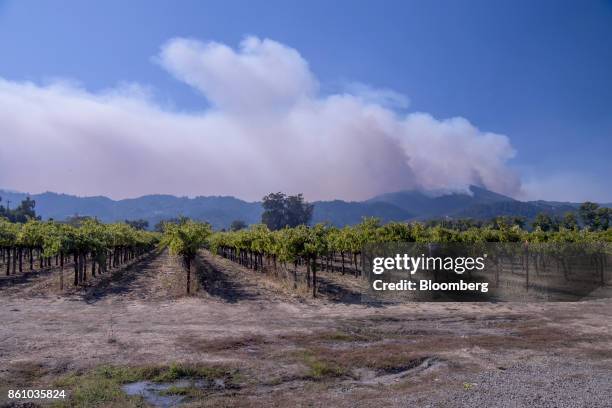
top-left (0, 36), bottom-right (520, 201)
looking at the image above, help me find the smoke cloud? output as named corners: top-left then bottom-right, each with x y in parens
top-left (0, 36), bottom-right (520, 201)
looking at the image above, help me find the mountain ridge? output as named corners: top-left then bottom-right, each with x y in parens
top-left (0, 187), bottom-right (604, 229)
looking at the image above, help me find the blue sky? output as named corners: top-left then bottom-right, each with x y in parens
top-left (0, 0), bottom-right (611, 202)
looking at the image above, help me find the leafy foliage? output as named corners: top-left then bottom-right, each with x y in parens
top-left (0, 218), bottom-right (159, 282)
top-left (0, 196), bottom-right (40, 223)
top-left (261, 192), bottom-right (313, 230)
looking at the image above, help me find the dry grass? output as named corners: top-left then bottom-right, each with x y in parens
top-left (1, 249), bottom-right (611, 407)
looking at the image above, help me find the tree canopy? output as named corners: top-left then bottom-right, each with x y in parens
top-left (261, 192), bottom-right (313, 230)
top-left (0, 196), bottom-right (39, 223)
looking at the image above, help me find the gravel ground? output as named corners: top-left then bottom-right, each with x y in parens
top-left (429, 357), bottom-right (612, 408)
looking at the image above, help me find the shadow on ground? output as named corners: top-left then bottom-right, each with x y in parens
top-left (80, 252), bottom-right (161, 303)
top-left (194, 256), bottom-right (261, 303)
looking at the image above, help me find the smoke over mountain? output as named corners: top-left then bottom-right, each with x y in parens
top-left (0, 36), bottom-right (519, 200)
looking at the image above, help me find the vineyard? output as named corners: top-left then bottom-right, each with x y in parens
top-left (1, 217), bottom-right (612, 407)
top-left (2, 217), bottom-right (611, 297)
top-left (203, 219), bottom-right (612, 298)
top-left (0, 218), bottom-right (159, 289)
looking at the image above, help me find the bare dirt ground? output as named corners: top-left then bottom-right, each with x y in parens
top-left (0, 249), bottom-right (611, 407)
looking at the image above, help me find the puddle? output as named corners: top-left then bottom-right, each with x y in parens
top-left (122, 378), bottom-right (226, 407)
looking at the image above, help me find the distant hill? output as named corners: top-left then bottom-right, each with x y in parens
top-left (367, 186), bottom-right (579, 220)
top-left (452, 200), bottom-right (577, 220)
top-left (0, 186), bottom-right (605, 229)
top-left (366, 186), bottom-right (583, 221)
top-left (312, 200), bottom-right (413, 226)
top-left (366, 185), bottom-right (515, 218)
top-left (0, 191), bottom-right (262, 230)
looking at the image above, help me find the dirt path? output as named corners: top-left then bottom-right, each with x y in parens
top-left (76, 250), bottom-right (189, 302)
top-left (194, 250), bottom-right (306, 304)
top-left (195, 250), bottom-right (370, 305)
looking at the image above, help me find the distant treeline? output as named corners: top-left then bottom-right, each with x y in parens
top-left (229, 194), bottom-right (610, 234)
top-left (2, 194), bottom-right (610, 234)
top-left (0, 196), bottom-right (39, 223)
top-left (425, 201), bottom-right (610, 232)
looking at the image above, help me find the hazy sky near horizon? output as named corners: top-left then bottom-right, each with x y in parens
top-left (0, 0), bottom-right (611, 202)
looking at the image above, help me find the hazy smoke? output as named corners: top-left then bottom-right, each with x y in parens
top-left (0, 36), bottom-right (520, 201)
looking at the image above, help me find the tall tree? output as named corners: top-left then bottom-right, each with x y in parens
top-left (579, 202), bottom-right (600, 230)
top-left (596, 207), bottom-right (610, 230)
top-left (562, 212), bottom-right (578, 229)
top-left (261, 192), bottom-right (313, 230)
top-left (261, 192), bottom-right (287, 230)
top-left (532, 213), bottom-right (559, 232)
top-left (285, 194), bottom-right (314, 227)
top-left (0, 196), bottom-right (39, 223)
